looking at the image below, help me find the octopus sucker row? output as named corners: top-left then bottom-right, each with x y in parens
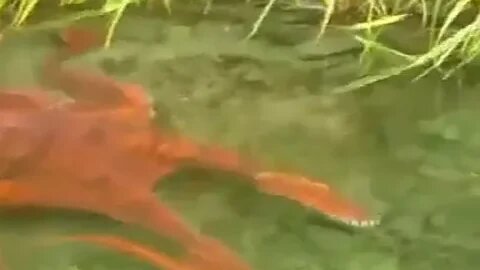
top-left (333, 215), bottom-right (381, 227)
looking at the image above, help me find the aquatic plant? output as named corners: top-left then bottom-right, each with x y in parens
top-left (1, 0), bottom-right (479, 92)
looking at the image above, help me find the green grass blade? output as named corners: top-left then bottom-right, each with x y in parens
top-left (435, 0), bottom-right (471, 45)
top-left (338, 14), bottom-right (410, 31)
top-left (316, 0), bottom-right (335, 41)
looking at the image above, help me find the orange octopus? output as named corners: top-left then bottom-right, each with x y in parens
top-left (0, 26), bottom-right (379, 270)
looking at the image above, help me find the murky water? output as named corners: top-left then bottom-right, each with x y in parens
top-left (0, 10), bottom-right (480, 270)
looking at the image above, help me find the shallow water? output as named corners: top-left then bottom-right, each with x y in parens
top-left (1, 10), bottom-right (480, 270)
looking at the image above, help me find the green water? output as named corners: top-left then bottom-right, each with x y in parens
top-left (1, 9), bottom-right (480, 270)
